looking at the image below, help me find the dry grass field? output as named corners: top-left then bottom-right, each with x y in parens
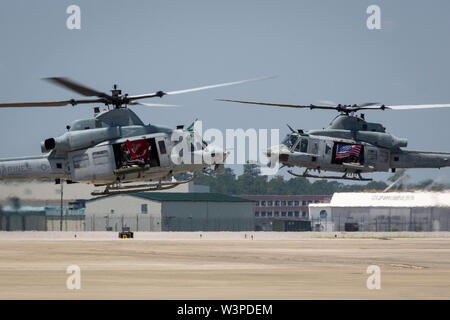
top-left (0, 232), bottom-right (449, 299)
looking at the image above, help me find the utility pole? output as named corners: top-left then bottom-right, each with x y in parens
top-left (60, 179), bottom-right (64, 231)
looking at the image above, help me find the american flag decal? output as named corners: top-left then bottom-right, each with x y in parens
top-left (336, 144), bottom-right (362, 159)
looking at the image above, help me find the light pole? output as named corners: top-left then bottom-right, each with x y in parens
top-left (60, 179), bottom-right (64, 231)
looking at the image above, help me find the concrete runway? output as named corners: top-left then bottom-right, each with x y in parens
top-left (0, 232), bottom-right (449, 299)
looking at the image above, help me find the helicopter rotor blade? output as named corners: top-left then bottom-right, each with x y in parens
top-left (383, 104), bottom-right (450, 110)
top-left (359, 102), bottom-right (381, 107)
top-left (216, 98), bottom-right (337, 110)
top-left (128, 76), bottom-right (276, 101)
top-left (218, 99), bottom-right (450, 113)
top-left (0, 98), bottom-right (104, 108)
top-left (129, 101), bottom-right (181, 107)
top-left (43, 77), bottom-right (112, 99)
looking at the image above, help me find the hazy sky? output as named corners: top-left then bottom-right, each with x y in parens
top-left (1, 0), bottom-right (450, 183)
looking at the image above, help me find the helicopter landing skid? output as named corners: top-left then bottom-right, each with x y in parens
top-left (91, 177), bottom-right (194, 196)
top-left (288, 170), bottom-right (372, 182)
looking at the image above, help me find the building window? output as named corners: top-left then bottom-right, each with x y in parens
top-left (302, 200), bottom-right (307, 206)
top-left (274, 211), bottom-right (279, 217)
top-left (281, 212), bottom-right (287, 217)
top-left (255, 211), bottom-right (259, 217)
top-left (274, 200), bottom-right (280, 206)
top-left (314, 200), bottom-right (319, 203)
top-left (261, 201), bottom-right (266, 207)
top-left (267, 211), bottom-right (273, 217)
top-left (294, 211), bottom-right (299, 217)
top-left (267, 200), bottom-right (273, 206)
top-left (261, 211), bottom-right (266, 217)
top-left (302, 211), bottom-right (307, 217)
top-left (294, 201), bottom-right (299, 206)
top-left (288, 211), bottom-right (293, 217)
top-left (281, 201), bottom-right (287, 206)
top-left (255, 201), bottom-right (259, 206)
top-left (288, 201), bottom-right (293, 206)
top-left (141, 204), bottom-right (148, 214)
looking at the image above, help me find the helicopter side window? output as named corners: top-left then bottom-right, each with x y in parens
top-left (368, 149), bottom-right (377, 162)
top-left (379, 150), bottom-right (389, 162)
top-left (158, 141), bottom-right (167, 154)
top-left (311, 142), bottom-right (318, 154)
top-left (92, 150), bottom-right (109, 165)
top-left (73, 154), bottom-right (89, 169)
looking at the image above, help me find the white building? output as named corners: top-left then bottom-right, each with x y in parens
top-left (309, 192), bottom-right (450, 232)
top-left (85, 192), bottom-right (254, 231)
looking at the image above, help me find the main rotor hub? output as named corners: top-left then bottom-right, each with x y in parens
top-left (110, 84), bottom-right (122, 97)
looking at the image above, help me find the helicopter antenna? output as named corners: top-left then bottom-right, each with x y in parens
top-left (286, 124), bottom-right (295, 133)
top-left (187, 119), bottom-right (199, 131)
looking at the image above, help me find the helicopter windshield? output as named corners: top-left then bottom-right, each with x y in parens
top-left (282, 134), bottom-right (299, 148)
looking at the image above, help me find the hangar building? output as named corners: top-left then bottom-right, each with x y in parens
top-left (309, 192), bottom-right (450, 232)
top-left (85, 192), bottom-right (254, 231)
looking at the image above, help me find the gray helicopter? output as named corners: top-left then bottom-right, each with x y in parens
top-left (0, 77), bottom-right (267, 195)
top-left (218, 98), bottom-right (450, 181)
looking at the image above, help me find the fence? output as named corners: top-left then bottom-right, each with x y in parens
top-left (85, 215), bottom-right (255, 232)
top-left (0, 214), bottom-right (84, 231)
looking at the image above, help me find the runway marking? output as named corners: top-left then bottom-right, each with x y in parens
top-left (390, 264), bottom-right (428, 270)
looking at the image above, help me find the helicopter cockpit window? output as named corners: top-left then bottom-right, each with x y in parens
top-left (282, 134), bottom-right (299, 148)
top-left (294, 138), bottom-right (308, 152)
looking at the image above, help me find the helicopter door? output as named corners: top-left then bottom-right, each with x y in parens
top-left (69, 145), bottom-right (115, 182)
top-left (155, 136), bottom-right (169, 167)
top-left (331, 142), bottom-right (364, 165)
top-left (366, 148), bottom-right (378, 167)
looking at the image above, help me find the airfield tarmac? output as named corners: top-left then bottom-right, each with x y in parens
top-left (0, 232), bottom-right (449, 299)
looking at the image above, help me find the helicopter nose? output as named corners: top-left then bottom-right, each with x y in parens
top-left (212, 147), bottom-right (228, 163)
top-left (203, 146), bottom-right (228, 164)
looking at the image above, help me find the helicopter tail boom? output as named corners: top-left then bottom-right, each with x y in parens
top-left (0, 154), bottom-right (67, 181)
top-left (390, 150), bottom-right (450, 169)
